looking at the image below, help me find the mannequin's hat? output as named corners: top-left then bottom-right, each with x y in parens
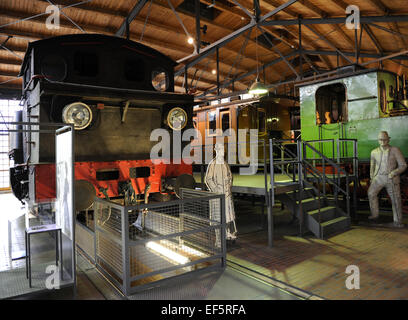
top-left (378, 131), bottom-right (390, 140)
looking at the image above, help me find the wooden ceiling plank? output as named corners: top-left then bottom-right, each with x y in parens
top-left (249, 1), bottom-right (338, 70)
top-left (42, 1), bottom-right (278, 64)
top-left (116, 0), bottom-right (149, 37)
top-left (296, 0), bottom-right (327, 17)
top-left (366, 0), bottom-right (389, 14)
top-left (332, 24), bottom-right (354, 49)
top-left (0, 11), bottom-right (258, 75)
top-left (363, 24), bottom-right (383, 54)
top-left (325, 0), bottom-right (348, 12)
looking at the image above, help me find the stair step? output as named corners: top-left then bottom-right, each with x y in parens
top-left (320, 216), bottom-right (350, 238)
top-left (287, 188), bottom-right (312, 195)
top-left (296, 197), bottom-right (316, 204)
top-left (320, 216), bottom-right (348, 227)
top-left (296, 197), bottom-right (326, 212)
top-left (308, 206), bottom-right (335, 216)
top-left (287, 188), bottom-right (314, 201)
top-left (307, 205), bottom-right (338, 223)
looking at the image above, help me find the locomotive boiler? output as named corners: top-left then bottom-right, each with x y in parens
top-left (9, 34), bottom-right (196, 222)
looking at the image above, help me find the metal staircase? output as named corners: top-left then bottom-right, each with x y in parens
top-left (266, 138), bottom-right (358, 240)
top-left (277, 185), bottom-right (350, 239)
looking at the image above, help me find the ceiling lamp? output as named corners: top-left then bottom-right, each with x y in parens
top-left (248, 28), bottom-right (268, 96)
top-left (249, 78), bottom-right (268, 95)
top-left (187, 37), bottom-right (194, 44)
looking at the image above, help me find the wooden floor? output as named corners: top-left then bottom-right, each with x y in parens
top-left (229, 205), bottom-right (408, 300)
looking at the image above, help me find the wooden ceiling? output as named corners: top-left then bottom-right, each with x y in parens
top-left (1, 0), bottom-right (408, 99)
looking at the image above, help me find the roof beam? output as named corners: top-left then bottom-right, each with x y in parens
top-left (0, 7), bottom-right (267, 66)
top-left (177, 0), bottom-right (299, 67)
top-left (248, 0), bottom-right (344, 71)
top-left (362, 24), bottom-right (383, 55)
top-left (35, 0), bottom-right (286, 65)
top-left (259, 0), bottom-right (299, 23)
top-left (231, 0), bottom-right (254, 19)
top-left (199, 50), bottom-right (299, 97)
top-left (257, 25), bottom-right (299, 77)
top-left (332, 24), bottom-right (354, 49)
top-left (261, 15), bottom-right (408, 26)
top-left (304, 25), bottom-right (354, 64)
top-left (0, 13), bottom-right (255, 75)
top-left (366, 0), bottom-right (389, 14)
top-left (296, 0), bottom-right (327, 17)
top-left (303, 50), bottom-right (408, 61)
top-left (116, 0), bottom-right (148, 37)
top-left (200, 0), bottom-right (251, 20)
top-left (200, 0), bottom-right (295, 50)
top-left (360, 49), bottom-right (408, 67)
top-left (326, 0), bottom-right (348, 11)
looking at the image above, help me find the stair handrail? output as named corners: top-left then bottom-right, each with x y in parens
top-left (302, 140), bottom-right (350, 218)
top-left (304, 138), bottom-right (336, 163)
top-left (269, 139), bottom-right (299, 182)
top-left (336, 138), bottom-right (359, 178)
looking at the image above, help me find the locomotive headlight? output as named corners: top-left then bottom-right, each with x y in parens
top-left (167, 107), bottom-right (187, 130)
top-left (62, 102), bottom-right (92, 130)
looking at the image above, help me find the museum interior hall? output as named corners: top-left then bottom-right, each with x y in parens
top-left (0, 0), bottom-right (408, 302)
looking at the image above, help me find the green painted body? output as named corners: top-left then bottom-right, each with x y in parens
top-left (300, 71), bottom-right (408, 162)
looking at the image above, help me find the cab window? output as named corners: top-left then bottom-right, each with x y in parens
top-left (315, 83), bottom-right (347, 124)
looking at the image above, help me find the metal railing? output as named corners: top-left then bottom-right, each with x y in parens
top-left (267, 138), bottom-right (301, 246)
top-left (301, 141), bottom-right (351, 218)
top-left (266, 138), bottom-right (357, 241)
top-left (93, 188), bottom-right (226, 296)
top-left (304, 138), bottom-right (358, 178)
top-left (191, 137), bottom-right (357, 247)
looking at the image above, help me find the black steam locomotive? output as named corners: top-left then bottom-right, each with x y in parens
top-left (9, 34), bottom-right (195, 218)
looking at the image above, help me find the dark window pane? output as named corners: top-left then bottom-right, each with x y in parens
top-left (125, 59), bottom-right (145, 82)
top-left (208, 112), bottom-right (216, 131)
top-left (221, 112), bottom-right (230, 132)
top-left (379, 80), bottom-right (387, 113)
top-left (258, 111), bottom-right (266, 132)
top-left (74, 52), bottom-right (98, 77)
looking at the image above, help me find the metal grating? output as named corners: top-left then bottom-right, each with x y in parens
top-left (95, 203), bottom-right (123, 279)
top-left (93, 189), bottom-right (226, 295)
top-left (76, 223), bottom-right (95, 262)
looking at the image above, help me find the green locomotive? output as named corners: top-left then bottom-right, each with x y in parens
top-left (299, 69), bottom-right (408, 207)
top-left (299, 69), bottom-right (408, 161)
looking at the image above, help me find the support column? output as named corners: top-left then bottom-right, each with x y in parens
top-left (195, 0), bottom-right (201, 54)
